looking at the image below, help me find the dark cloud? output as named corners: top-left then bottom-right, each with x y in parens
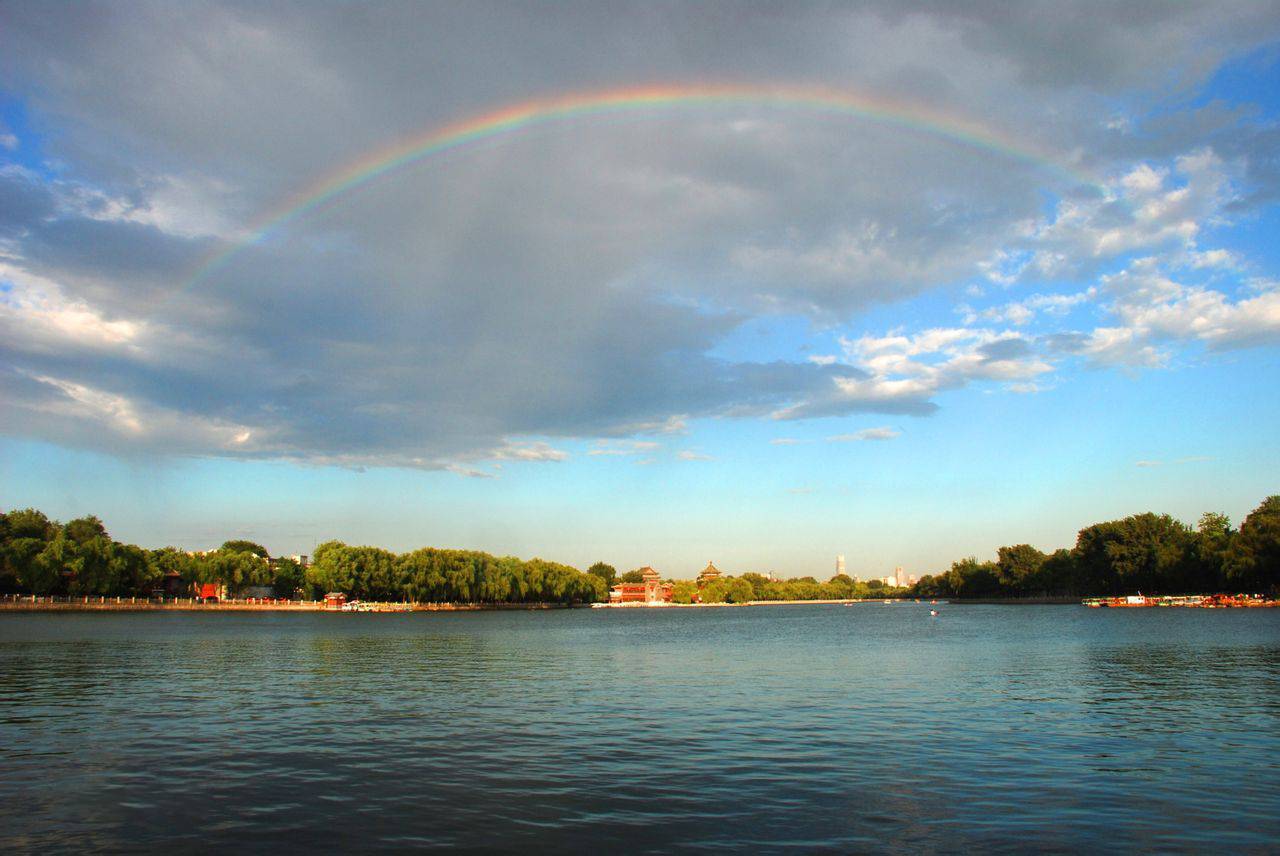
top-left (978, 337), bottom-right (1033, 363)
top-left (0, 1), bottom-right (1276, 466)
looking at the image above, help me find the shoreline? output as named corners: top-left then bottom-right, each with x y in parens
top-left (0, 597), bottom-right (579, 613)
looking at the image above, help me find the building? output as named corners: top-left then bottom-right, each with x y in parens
top-left (324, 592), bottom-right (348, 610)
top-left (697, 561), bottom-right (722, 585)
top-left (894, 566), bottom-right (908, 588)
top-left (196, 582), bottom-right (224, 601)
top-left (609, 567), bottom-right (674, 604)
top-left (836, 555), bottom-right (846, 576)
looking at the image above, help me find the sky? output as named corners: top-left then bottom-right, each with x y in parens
top-left (1, 1), bottom-right (1279, 579)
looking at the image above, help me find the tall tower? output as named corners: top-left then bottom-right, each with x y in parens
top-left (894, 566), bottom-right (907, 588)
top-left (836, 555), bottom-right (846, 576)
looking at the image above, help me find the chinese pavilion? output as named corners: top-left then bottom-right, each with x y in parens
top-left (608, 566), bottom-right (673, 604)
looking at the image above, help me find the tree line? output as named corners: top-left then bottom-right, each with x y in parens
top-left (910, 496), bottom-right (1280, 599)
top-left (0, 509), bottom-right (606, 604)
top-left (4, 496), bottom-right (1275, 604)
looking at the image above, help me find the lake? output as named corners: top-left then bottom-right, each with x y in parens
top-left (1, 605), bottom-right (1277, 853)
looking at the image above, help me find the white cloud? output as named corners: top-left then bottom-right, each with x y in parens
top-left (588, 440), bottom-right (662, 456)
top-left (828, 427), bottom-right (901, 442)
top-left (0, 264), bottom-right (145, 353)
top-left (7, 371), bottom-right (266, 452)
top-left (490, 441), bottom-right (569, 462)
top-left (1015, 150), bottom-right (1238, 281)
top-left (678, 450), bottom-right (714, 461)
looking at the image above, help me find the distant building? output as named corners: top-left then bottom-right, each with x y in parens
top-left (324, 592), bottom-right (348, 610)
top-left (609, 566), bottom-right (674, 604)
top-left (894, 566), bottom-right (909, 588)
top-left (697, 561), bottom-right (722, 585)
top-left (836, 555), bottom-right (846, 576)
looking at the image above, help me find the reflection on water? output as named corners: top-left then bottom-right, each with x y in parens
top-left (1, 607), bottom-right (1277, 852)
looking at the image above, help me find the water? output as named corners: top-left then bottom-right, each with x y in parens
top-left (1, 605), bottom-right (1277, 853)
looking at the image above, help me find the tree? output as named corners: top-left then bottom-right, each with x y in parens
top-left (271, 557), bottom-right (305, 599)
top-left (586, 562), bottom-right (617, 589)
top-left (945, 557), bottom-right (1001, 598)
top-left (1034, 549), bottom-right (1078, 596)
top-left (995, 544), bottom-right (1046, 596)
top-left (1188, 512), bottom-right (1233, 593)
top-left (722, 577), bottom-right (755, 603)
top-left (671, 580), bottom-right (697, 603)
top-left (208, 549), bottom-right (271, 595)
top-left (826, 573), bottom-right (857, 599)
top-left (64, 516), bottom-right (108, 544)
top-left (1226, 496), bottom-right (1280, 593)
top-left (1073, 513), bottom-right (1192, 595)
top-left (619, 569), bottom-right (645, 584)
top-left (220, 540), bottom-right (269, 559)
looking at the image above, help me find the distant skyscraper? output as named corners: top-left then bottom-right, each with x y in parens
top-left (836, 555), bottom-right (846, 576)
top-left (894, 566), bottom-right (907, 588)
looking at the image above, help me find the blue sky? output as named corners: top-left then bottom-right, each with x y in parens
top-left (1, 3), bottom-right (1278, 578)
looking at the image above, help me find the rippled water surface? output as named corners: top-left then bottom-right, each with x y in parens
top-left (1, 605), bottom-right (1278, 853)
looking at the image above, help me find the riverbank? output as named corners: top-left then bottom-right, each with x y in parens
top-left (945, 596), bottom-right (1081, 605)
top-left (591, 598), bottom-right (914, 608)
top-left (0, 596), bottom-right (579, 613)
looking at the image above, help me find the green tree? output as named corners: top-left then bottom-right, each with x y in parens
top-left (722, 577), bottom-right (755, 603)
top-left (64, 516), bottom-right (108, 544)
top-left (1073, 513), bottom-right (1192, 595)
top-left (826, 573), bottom-right (857, 599)
top-left (995, 544), bottom-right (1046, 596)
top-left (271, 557), bottom-right (305, 599)
top-left (619, 569), bottom-right (645, 584)
top-left (1226, 496), bottom-right (1280, 593)
top-left (946, 557), bottom-right (1001, 598)
top-left (671, 580), bottom-right (697, 604)
top-left (220, 540), bottom-right (269, 558)
top-left (586, 562), bottom-right (617, 589)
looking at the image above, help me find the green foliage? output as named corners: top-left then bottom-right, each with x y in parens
top-left (995, 544), bottom-right (1046, 595)
top-left (909, 501), bottom-right (1278, 599)
top-left (618, 569), bottom-right (645, 584)
top-left (271, 557), bottom-right (305, 599)
top-left (586, 562), bottom-right (617, 588)
top-left (1225, 496), bottom-right (1280, 592)
top-left (220, 540), bottom-right (269, 559)
top-left (670, 580), bottom-right (697, 604)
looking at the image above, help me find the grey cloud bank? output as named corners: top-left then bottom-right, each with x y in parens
top-left (1, 1), bottom-right (1279, 469)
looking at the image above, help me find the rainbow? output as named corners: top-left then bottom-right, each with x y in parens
top-left (184, 83), bottom-right (1096, 291)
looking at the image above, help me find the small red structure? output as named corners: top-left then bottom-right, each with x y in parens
top-left (196, 583), bottom-right (220, 601)
top-left (324, 592), bottom-right (348, 610)
top-left (609, 567), bottom-right (673, 604)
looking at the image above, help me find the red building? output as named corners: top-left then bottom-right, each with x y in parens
top-left (609, 566), bottom-right (673, 604)
top-left (324, 592), bottom-right (348, 610)
top-left (196, 582), bottom-right (222, 601)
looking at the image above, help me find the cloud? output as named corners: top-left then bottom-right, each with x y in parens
top-left (828, 427), bottom-right (901, 442)
top-left (678, 450), bottom-right (714, 461)
top-left (770, 437), bottom-right (804, 445)
top-left (0, 3), bottom-right (1277, 469)
top-left (490, 441), bottom-right (569, 462)
top-left (588, 440), bottom-right (662, 456)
